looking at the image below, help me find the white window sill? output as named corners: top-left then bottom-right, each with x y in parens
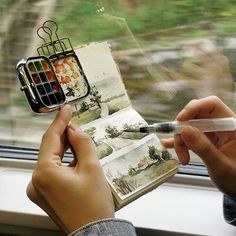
top-left (0, 159), bottom-right (235, 236)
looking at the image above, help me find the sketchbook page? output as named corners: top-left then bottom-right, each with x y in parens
top-left (70, 41), bottom-right (178, 207)
top-left (71, 41), bottom-right (131, 126)
top-left (79, 106), bottom-right (178, 208)
top-left (101, 132), bottom-right (178, 208)
top-left (80, 107), bottom-right (147, 159)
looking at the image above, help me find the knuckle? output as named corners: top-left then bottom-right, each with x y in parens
top-left (209, 95), bottom-right (220, 102)
top-left (31, 170), bottom-right (43, 187)
top-left (193, 140), bottom-right (216, 161)
top-left (196, 141), bottom-right (210, 153)
top-left (191, 133), bottom-right (210, 152)
top-left (174, 134), bottom-right (184, 146)
top-left (79, 131), bottom-right (92, 142)
top-left (78, 132), bottom-right (95, 148)
top-left (41, 132), bottom-right (48, 143)
top-left (41, 130), bottom-right (54, 144)
top-left (26, 183), bottom-right (35, 201)
top-left (31, 168), bottom-right (51, 189)
top-left (184, 99), bottom-right (198, 110)
top-left (86, 159), bottom-right (102, 173)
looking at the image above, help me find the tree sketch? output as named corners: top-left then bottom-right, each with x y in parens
top-left (105, 125), bottom-right (122, 138)
top-left (84, 127), bottom-right (97, 146)
top-left (90, 85), bottom-right (102, 108)
top-left (148, 145), bottom-right (162, 162)
top-left (80, 101), bottom-right (90, 112)
top-left (161, 150), bottom-right (171, 160)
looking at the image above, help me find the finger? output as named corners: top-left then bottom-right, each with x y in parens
top-left (67, 124), bottom-right (98, 169)
top-left (180, 126), bottom-right (225, 168)
top-left (161, 138), bottom-right (174, 148)
top-left (47, 105), bottom-right (73, 136)
top-left (68, 158), bottom-right (77, 167)
top-left (174, 134), bottom-right (190, 165)
top-left (176, 96), bottom-right (234, 121)
top-left (38, 105), bottom-right (73, 165)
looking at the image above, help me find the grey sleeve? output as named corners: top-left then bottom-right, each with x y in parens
top-left (68, 218), bottom-right (137, 236)
top-left (223, 194), bottom-right (236, 226)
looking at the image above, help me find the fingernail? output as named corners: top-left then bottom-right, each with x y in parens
top-left (68, 124), bottom-right (82, 132)
top-left (179, 151), bottom-right (189, 165)
top-left (176, 109), bottom-right (186, 120)
top-left (181, 126), bottom-right (196, 143)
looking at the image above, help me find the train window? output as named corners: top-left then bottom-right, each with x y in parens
top-left (1, 0), bottom-right (236, 168)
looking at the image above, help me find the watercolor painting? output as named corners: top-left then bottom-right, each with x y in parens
top-left (68, 42), bottom-right (178, 206)
top-left (70, 42), bottom-right (131, 125)
top-left (80, 108), bottom-right (148, 159)
top-left (102, 135), bottom-right (177, 200)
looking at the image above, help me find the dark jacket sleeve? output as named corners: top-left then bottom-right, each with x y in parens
top-left (68, 218), bottom-right (137, 236)
top-left (223, 194), bottom-right (236, 226)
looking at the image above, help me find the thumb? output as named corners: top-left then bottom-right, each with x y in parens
top-left (180, 126), bottom-right (223, 168)
top-left (67, 124), bottom-right (98, 168)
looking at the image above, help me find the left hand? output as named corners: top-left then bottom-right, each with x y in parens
top-left (27, 105), bottom-right (115, 234)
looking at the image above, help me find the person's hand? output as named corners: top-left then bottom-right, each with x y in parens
top-left (26, 105), bottom-right (114, 234)
top-left (162, 96), bottom-right (236, 197)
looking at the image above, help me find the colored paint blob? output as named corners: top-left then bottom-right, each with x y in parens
top-left (34, 61), bottom-right (43, 71)
top-left (32, 74), bottom-right (41, 84)
top-left (41, 96), bottom-right (51, 106)
top-left (49, 94), bottom-right (57, 104)
top-left (37, 85), bottom-right (46, 95)
top-left (41, 60), bottom-right (50, 71)
top-left (55, 92), bottom-right (63, 102)
top-left (46, 71), bottom-right (54, 81)
top-left (39, 72), bottom-right (47, 82)
top-left (44, 83), bottom-right (52, 93)
top-left (51, 81), bottom-right (59, 92)
top-left (28, 62), bottom-right (36, 73)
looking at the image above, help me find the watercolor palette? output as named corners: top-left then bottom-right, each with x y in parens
top-left (16, 53), bottom-right (90, 113)
top-left (16, 20), bottom-right (91, 113)
top-left (26, 57), bottom-right (65, 107)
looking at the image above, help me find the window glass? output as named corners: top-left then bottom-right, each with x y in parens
top-left (1, 0), bottom-right (236, 164)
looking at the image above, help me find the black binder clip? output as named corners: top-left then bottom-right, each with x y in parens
top-left (16, 20), bottom-right (90, 113)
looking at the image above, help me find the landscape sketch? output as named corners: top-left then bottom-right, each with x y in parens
top-left (70, 41), bottom-right (178, 207)
top-left (80, 107), bottom-right (149, 159)
top-left (71, 42), bottom-right (131, 126)
top-left (102, 134), bottom-right (177, 202)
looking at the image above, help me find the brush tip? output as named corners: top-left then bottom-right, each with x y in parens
top-left (122, 128), bottom-right (140, 133)
top-left (122, 127), bottom-right (150, 133)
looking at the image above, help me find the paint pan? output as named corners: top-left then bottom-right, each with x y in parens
top-left (17, 56), bottom-right (66, 113)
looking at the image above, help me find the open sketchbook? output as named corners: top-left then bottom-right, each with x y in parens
top-left (71, 42), bottom-right (178, 209)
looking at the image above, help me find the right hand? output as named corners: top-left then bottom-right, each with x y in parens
top-left (162, 96), bottom-right (236, 197)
